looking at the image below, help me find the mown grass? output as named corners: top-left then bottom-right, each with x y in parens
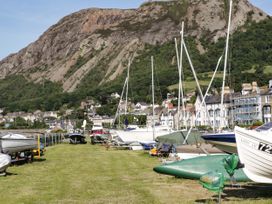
top-left (168, 80), bottom-right (211, 92)
top-left (1, 144), bottom-right (272, 204)
top-left (168, 71), bottom-right (224, 92)
top-left (264, 66), bottom-right (272, 74)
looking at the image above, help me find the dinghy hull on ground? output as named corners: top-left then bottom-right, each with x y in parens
top-left (153, 154), bottom-right (250, 182)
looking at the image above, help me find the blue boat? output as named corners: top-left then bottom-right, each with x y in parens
top-left (140, 142), bottom-right (156, 150)
top-left (201, 132), bottom-right (236, 154)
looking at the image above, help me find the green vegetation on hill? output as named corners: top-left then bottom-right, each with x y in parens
top-left (0, 75), bottom-right (63, 112)
top-left (1, 18), bottom-right (272, 113)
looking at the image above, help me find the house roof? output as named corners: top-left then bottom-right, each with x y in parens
top-left (205, 94), bottom-right (231, 104)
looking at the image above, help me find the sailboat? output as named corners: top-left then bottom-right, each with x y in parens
top-left (235, 122), bottom-right (272, 183)
top-left (115, 56), bottom-right (172, 144)
top-left (201, 0), bottom-right (236, 153)
top-left (0, 133), bottom-right (37, 154)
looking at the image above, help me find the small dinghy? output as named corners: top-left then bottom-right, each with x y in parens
top-left (0, 133), bottom-right (37, 154)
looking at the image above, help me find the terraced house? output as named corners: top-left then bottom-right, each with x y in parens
top-left (231, 80), bottom-right (272, 126)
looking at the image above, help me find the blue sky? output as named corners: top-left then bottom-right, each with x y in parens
top-left (0, 0), bottom-right (271, 60)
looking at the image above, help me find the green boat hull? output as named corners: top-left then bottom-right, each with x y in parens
top-left (153, 155), bottom-right (250, 182)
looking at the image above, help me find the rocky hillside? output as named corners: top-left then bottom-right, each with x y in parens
top-left (0, 0), bottom-right (268, 93)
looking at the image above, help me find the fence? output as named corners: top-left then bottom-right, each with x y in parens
top-left (35, 133), bottom-right (65, 147)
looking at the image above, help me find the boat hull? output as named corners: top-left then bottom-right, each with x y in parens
top-left (235, 126), bottom-right (272, 183)
top-left (201, 132), bottom-right (237, 154)
top-left (0, 153), bottom-right (11, 173)
top-left (0, 138), bottom-right (37, 154)
top-left (116, 129), bottom-right (171, 143)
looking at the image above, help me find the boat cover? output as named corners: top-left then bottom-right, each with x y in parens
top-left (157, 130), bottom-right (203, 145)
top-left (153, 154), bottom-right (250, 182)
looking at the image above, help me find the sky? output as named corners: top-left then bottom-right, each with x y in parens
top-left (0, 0), bottom-right (271, 60)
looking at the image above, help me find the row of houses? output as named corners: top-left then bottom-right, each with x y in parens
top-left (109, 80), bottom-right (272, 130)
top-left (192, 80), bottom-right (272, 129)
top-left (0, 110), bottom-right (58, 124)
top-left (1, 80), bottom-right (271, 130)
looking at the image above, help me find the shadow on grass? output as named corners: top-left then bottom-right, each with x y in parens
top-left (195, 183), bottom-right (272, 203)
top-left (224, 183), bottom-right (272, 199)
top-left (1, 172), bottom-right (18, 177)
top-left (33, 158), bottom-right (47, 162)
top-left (11, 157), bottom-right (46, 166)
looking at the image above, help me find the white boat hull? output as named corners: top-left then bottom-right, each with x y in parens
top-left (0, 153), bottom-right (11, 173)
top-left (0, 134), bottom-right (37, 154)
top-left (129, 145), bottom-right (144, 151)
top-left (116, 129), bottom-right (172, 143)
top-left (206, 140), bottom-right (237, 154)
top-left (235, 126), bottom-right (272, 183)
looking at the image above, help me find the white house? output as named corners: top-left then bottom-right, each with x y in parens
top-left (194, 94), bottom-right (231, 129)
top-left (134, 102), bottom-right (149, 112)
top-left (110, 92), bottom-right (120, 99)
top-left (160, 109), bottom-right (175, 129)
top-left (43, 111), bottom-right (58, 119)
top-left (173, 104), bottom-right (196, 129)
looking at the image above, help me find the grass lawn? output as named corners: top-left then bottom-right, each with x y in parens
top-left (242, 66), bottom-right (272, 74)
top-left (1, 144), bottom-right (272, 204)
top-left (168, 80), bottom-right (210, 92)
top-left (264, 66), bottom-right (272, 74)
top-left (168, 71), bottom-right (223, 93)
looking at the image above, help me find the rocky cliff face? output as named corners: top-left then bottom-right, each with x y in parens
top-left (0, 0), bottom-right (268, 92)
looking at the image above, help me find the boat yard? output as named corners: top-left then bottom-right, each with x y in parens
top-left (0, 143), bottom-right (271, 204)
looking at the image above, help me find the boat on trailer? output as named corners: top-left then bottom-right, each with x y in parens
top-left (235, 122), bottom-right (272, 183)
top-left (0, 133), bottom-right (37, 154)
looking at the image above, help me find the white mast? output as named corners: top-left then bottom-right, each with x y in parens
top-left (112, 77), bottom-right (128, 126)
top-left (220, 0), bottom-right (232, 131)
top-left (175, 38), bottom-right (181, 130)
top-left (151, 56), bottom-right (155, 141)
top-left (179, 22), bottom-right (187, 130)
top-left (125, 59), bottom-right (131, 115)
top-left (175, 22), bottom-right (185, 130)
top-left (183, 56), bottom-right (223, 144)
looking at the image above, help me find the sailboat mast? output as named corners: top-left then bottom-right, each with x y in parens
top-left (174, 22), bottom-right (185, 130)
top-left (125, 59), bottom-right (131, 115)
top-left (179, 22), bottom-right (186, 130)
top-left (220, 0), bottom-right (232, 131)
top-left (112, 77), bottom-right (128, 126)
top-left (175, 38), bottom-right (181, 130)
top-left (151, 56), bottom-right (155, 141)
